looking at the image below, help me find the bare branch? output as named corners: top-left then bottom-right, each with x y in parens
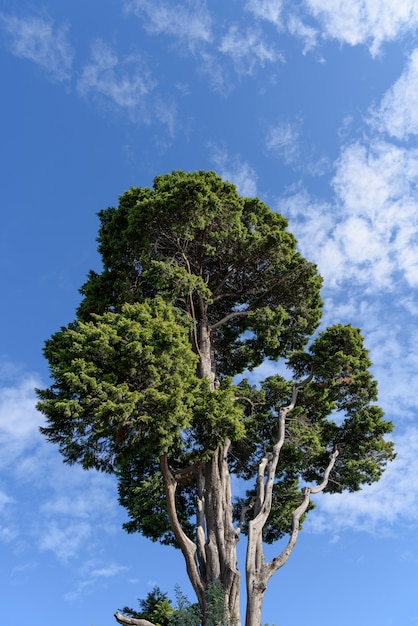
top-left (159, 454), bottom-right (204, 605)
top-left (196, 467), bottom-right (207, 578)
top-left (265, 448), bottom-right (340, 581)
top-left (289, 367), bottom-right (314, 411)
top-left (310, 449), bottom-right (339, 494)
top-left (114, 613), bottom-right (156, 626)
top-left (236, 496), bottom-right (255, 535)
top-left (211, 309), bottom-right (252, 330)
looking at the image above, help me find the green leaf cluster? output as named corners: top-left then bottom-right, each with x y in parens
top-left (38, 298), bottom-right (201, 470)
top-left (37, 171), bottom-right (394, 552)
top-left (77, 170), bottom-right (323, 375)
top-left (232, 324), bottom-right (395, 540)
top-left (120, 586), bottom-right (175, 626)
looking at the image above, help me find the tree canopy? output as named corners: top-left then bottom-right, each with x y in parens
top-left (37, 170), bottom-right (394, 626)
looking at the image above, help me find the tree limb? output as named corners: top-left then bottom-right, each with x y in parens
top-left (265, 448), bottom-right (339, 580)
top-left (159, 454), bottom-right (205, 606)
top-left (114, 612), bottom-right (156, 626)
top-left (210, 309), bottom-right (252, 330)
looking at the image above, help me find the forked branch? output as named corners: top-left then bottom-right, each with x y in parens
top-left (266, 449), bottom-right (339, 580)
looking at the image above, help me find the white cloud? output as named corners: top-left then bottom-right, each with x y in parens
top-left (287, 14), bottom-right (319, 53)
top-left (0, 366), bottom-right (43, 468)
top-left (366, 324), bottom-right (418, 420)
top-left (154, 97), bottom-right (178, 140)
top-left (0, 361), bottom-right (120, 563)
top-left (77, 40), bottom-right (156, 115)
top-left (219, 26), bottom-right (282, 74)
top-left (64, 561), bottom-right (129, 601)
top-left (39, 521), bottom-right (92, 562)
top-left (209, 145), bottom-right (258, 197)
top-left (309, 427), bottom-right (418, 535)
top-left (266, 119), bottom-right (302, 163)
top-left (0, 491), bottom-right (14, 512)
top-left (0, 12), bottom-right (73, 81)
top-left (32, 463), bottom-right (120, 562)
top-left (90, 564), bottom-right (128, 578)
top-left (371, 48), bottom-right (418, 139)
top-left (304, 0), bottom-right (418, 56)
top-left (245, 0), bottom-right (285, 29)
top-left (282, 140), bottom-right (418, 290)
top-left (125, 0), bottom-right (212, 50)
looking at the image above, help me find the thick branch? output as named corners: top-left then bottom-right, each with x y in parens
top-left (265, 449), bottom-right (339, 580)
top-left (196, 467), bottom-right (207, 579)
top-left (114, 613), bottom-right (156, 626)
top-left (310, 449), bottom-right (339, 494)
top-left (159, 454), bottom-right (204, 605)
top-left (249, 371), bottom-right (314, 541)
top-left (210, 309), bottom-right (252, 330)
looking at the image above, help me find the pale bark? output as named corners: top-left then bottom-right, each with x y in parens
top-left (245, 449), bottom-right (339, 626)
top-left (198, 319), bottom-right (216, 386)
top-left (156, 272), bottom-right (337, 626)
top-left (160, 453), bottom-right (205, 609)
top-left (114, 612), bottom-right (156, 626)
top-left (204, 442), bottom-right (241, 623)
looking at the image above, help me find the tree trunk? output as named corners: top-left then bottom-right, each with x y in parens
top-left (245, 586), bottom-right (265, 626)
top-left (204, 444), bottom-right (241, 624)
top-left (197, 315), bottom-right (216, 388)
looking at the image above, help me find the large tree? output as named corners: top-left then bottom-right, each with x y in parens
top-left (37, 171), bottom-right (394, 626)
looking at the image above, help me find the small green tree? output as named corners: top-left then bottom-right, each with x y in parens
top-left (37, 171), bottom-right (395, 626)
top-left (118, 582), bottom-right (228, 626)
top-left (120, 586), bottom-right (174, 626)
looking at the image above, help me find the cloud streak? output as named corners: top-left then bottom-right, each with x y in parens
top-left (0, 362), bottom-right (119, 562)
top-left (77, 40), bottom-right (156, 115)
top-left (309, 427), bottom-right (418, 535)
top-left (304, 0), bottom-right (418, 56)
top-left (371, 48), bottom-right (418, 139)
top-left (0, 12), bottom-right (74, 81)
top-left (282, 139), bottom-right (418, 291)
top-left (125, 0), bottom-right (213, 50)
top-left (219, 26), bottom-right (282, 74)
top-left (209, 145), bottom-right (258, 197)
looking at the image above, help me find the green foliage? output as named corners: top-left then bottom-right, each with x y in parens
top-left (38, 298), bottom-right (201, 471)
top-left (232, 323), bottom-right (395, 541)
top-left (205, 580), bottom-right (231, 626)
top-left (169, 585), bottom-right (201, 626)
top-left (121, 582), bottom-right (232, 626)
top-left (120, 586), bottom-right (174, 626)
top-left (37, 171), bottom-right (394, 581)
top-left (76, 170), bottom-right (323, 375)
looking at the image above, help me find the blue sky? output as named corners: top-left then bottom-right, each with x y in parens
top-left (1, 1), bottom-right (418, 625)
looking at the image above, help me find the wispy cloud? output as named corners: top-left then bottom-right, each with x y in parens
top-left (370, 48), bottom-right (418, 139)
top-left (34, 459), bottom-right (120, 562)
top-left (309, 427), bottom-right (418, 535)
top-left (209, 144), bottom-right (258, 197)
top-left (219, 26), bottom-right (283, 75)
top-left (77, 40), bottom-right (156, 116)
top-left (0, 364), bottom-right (43, 469)
top-left (266, 118), bottom-right (302, 163)
top-left (39, 521), bottom-right (93, 562)
top-left (245, 0), bottom-right (320, 55)
top-left (245, 0), bottom-right (285, 29)
top-left (287, 14), bottom-right (319, 53)
top-left (304, 0), bottom-right (418, 56)
top-left (0, 12), bottom-right (73, 81)
top-left (282, 139), bottom-right (418, 291)
top-left (125, 0), bottom-right (212, 50)
top-left (64, 561), bottom-right (129, 601)
top-left (0, 361), bottom-right (120, 562)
